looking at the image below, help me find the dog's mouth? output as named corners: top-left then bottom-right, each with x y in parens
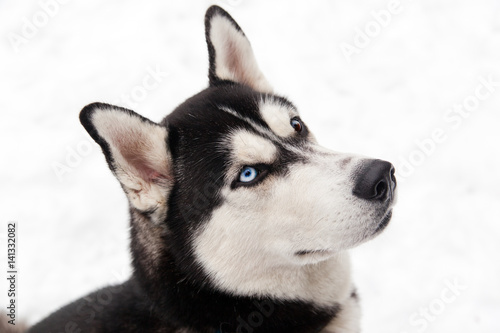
top-left (294, 249), bottom-right (333, 257)
top-left (293, 209), bottom-right (394, 259)
top-left (372, 209), bottom-right (393, 235)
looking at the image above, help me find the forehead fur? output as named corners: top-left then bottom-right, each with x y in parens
top-left (164, 84), bottom-right (297, 134)
top-left (259, 99), bottom-right (298, 138)
top-left (227, 129), bottom-right (277, 164)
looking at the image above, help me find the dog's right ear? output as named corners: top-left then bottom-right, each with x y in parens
top-left (205, 5), bottom-right (273, 93)
top-left (80, 103), bottom-right (172, 223)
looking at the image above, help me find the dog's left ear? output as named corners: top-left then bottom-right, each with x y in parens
top-left (80, 103), bottom-right (172, 223)
top-left (205, 5), bottom-right (273, 93)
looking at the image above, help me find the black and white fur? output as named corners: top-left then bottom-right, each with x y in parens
top-left (29, 6), bottom-right (396, 333)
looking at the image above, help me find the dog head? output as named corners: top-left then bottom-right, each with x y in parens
top-left (80, 6), bottom-right (396, 298)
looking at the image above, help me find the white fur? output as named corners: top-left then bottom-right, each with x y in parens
top-left (259, 100), bottom-right (298, 138)
top-left (210, 14), bottom-right (273, 93)
top-left (90, 107), bottom-right (172, 222)
top-left (194, 138), bottom-right (393, 307)
top-left (229, 129), bottom-right (277, 165)
top-left (322, 296), bottom-right (361, 333)
top-left (195, 225), bottom-right (353, 307)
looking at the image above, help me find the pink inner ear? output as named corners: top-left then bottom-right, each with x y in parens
top-left (109, 125), bottom-right (170, 184)
top-left (226, 39), bottom-right (246, 84)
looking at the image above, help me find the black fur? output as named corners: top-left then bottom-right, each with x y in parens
top-left (29, 6), bottom-right (340, 333)
top-left (30, 277), bottom-right (337, 333)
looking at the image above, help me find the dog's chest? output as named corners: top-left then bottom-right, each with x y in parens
top-left (170, 294), bottom-right (360, 333)
top-left (162, 256), bottom-right (356, 333)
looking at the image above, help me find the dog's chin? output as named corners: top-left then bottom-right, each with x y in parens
top-left (354, 209), bottom-right (393, 246)
top-left (288, 209), bottom-right (394, 264)
top-left (343, 209), bottom-right (394, 250)
top-left (372, 209), bottom-right (393, 236)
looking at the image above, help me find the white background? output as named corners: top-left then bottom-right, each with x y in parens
top-left (1, 0), bottom-right (499, 332)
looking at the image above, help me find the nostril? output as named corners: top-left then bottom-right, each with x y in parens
top-left (374, 180), bottom-right (387, 200)
top-left (390, 167), bottom-right (396, 184)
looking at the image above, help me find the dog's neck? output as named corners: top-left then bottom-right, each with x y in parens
top-left (129, 210), bottom-right (350, 331)
top-left (193, 247), bottom-right (353, 308)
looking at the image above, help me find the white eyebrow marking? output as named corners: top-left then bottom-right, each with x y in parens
top-left (228, 129), bottom-right (277, 165)
top-left (218, 105), bottom-right (277, 140)
top-left (218, 105), bottom-right (306, 157)
top-left (259, 100), bottom-right (297, 138)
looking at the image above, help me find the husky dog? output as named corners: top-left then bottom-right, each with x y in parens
top-left (29, 6), bottom-right (396, 333)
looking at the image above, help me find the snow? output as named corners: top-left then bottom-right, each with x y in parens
top-left (1, 0), bottom-right (499, 332)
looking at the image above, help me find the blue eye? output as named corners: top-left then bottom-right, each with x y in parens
top-left (239, 166), bottom-right (258, 183)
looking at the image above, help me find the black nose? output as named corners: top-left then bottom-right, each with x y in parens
top-left (353, 159), bottom-right (396, 201)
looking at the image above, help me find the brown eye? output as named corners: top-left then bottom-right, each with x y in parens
top-left (290, 118), bottom-right (302, 132)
